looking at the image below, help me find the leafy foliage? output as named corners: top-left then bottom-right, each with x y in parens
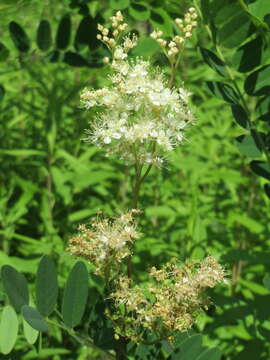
top-left (0, 0), bottom-right (270, 359)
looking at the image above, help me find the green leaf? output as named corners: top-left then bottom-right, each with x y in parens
top-left (56, 14), bottom-right (71, 50)
top-left (22, 306), bottom-right (48, 332)
top-left (36, 20), bottom-right (52, 51)
top-left (0, 306), bottom-right (18, 354)
top-left (213, 2), bottom-right (242, 25)
top-left (9, 21), bottom-right (30, 52)
top-left (263, 274), bottom-right (270, 291)
top-left (47, 50), bottom-right (60, 63)
top-left (256, 96), bottom-right (270, 121)
top-left (36, 256), bottom-right (58, 317)
top-left (1, 265), bottom-right (29, 312)
top-left (0, 42), bottom-right (9, 62)
top-left (150, 8), bottom-right (173, 36)
top-left (245, 65), bottom-right (270, 96)
top-left (236, 134), bottom-right (261, 158)
top-left (264, 184), bottom-right (270, 199)
top-left (230, 213), bottom-right (264, 234)
top-left (200, 47), bottom-right (226, 77)
top-left (172, 334), bottom-right (203, 360)
top-left (62, 261), bottom-right (89, 328)
top-left (0, 84), bottom-right (5, 102)
top-left (248, 0), bottom-right (270, 22)
top-left (109, 0), bottom-right (130, 10)
top-left (197, 347), bottom-right (222, 360)
top-left (0, 149), bottom-right (46, 157)
top-left (232, 36), bottom-right (263, 73)
top-left (23, 317), bottom-right (39, 345)
top-left (63, 51), bottom-right (89, 67)
top-left (131, 37), bottom-right (160, 57)
top-left (250, 160), bottom-right (270, 180)
top-left (231, 105), bottom-right (249, 129)
top-left (68, 208), bottom-right (97, 222)
top-left (146, 205), bottom-right (175, 218)
top-left (218, 12), bottom-right (251, 48)
top-left (74, 16), bottom-right (99, 51)
top-left (129, 2), bottom-right (150, 21)
top-left (206, 81), bottom-right (239, 104)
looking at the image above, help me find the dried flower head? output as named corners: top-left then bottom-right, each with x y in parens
top-left (109, 256), bottom-right (226, 342)
top-left (68, 210), bottom-right (139, 276)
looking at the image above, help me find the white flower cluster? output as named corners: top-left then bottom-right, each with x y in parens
top-left (81, 57), bottom-right (194, 165)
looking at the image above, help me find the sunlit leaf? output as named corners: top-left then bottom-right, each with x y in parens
top-left (0, 306), bottom-right (18, 354)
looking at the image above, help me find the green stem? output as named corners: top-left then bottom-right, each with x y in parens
top-left (168, 53), bottom-right (181, 88)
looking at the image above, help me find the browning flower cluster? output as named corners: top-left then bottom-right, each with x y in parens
top-left (109, 256), bottom-right (226, 342)
top-left (68, 210), bottom-right (139, 276)
top-left (81, 11), bottom-right (194, 166)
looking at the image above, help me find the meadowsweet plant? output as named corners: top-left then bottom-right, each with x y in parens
top-left (67, 9), bottom-right (226, 359)
top-left (80, 10), bottom-right (194, 167)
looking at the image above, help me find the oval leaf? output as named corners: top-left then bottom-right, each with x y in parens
top-left (1, 265), bottom-right (29, 312)
top-left (36, 255), bottom-right (58, 317)
top-left (62, 261), bottom-right (88, 328)
top-left (264, 184), bottom-right (270, 199)
top-left (206, 81), bottom-right (239, 104)
top-left (0, 306), bottom-right (18, 354)
top-left (218, 12), bottom-right (251, 48)
top-left (22, 305), bottom-right (48, 332)
top-left (250, 160), bottom-right (270, 180)
top-left (56, 14), bottom-right (71, 50)
top-left (23, 317), bottom-right (39, 345)
top-left (232, 37), bottom-right (263, 73)
top-left (245, 65), bottom-right (270, 96)
top-left (197, 347), bottom-right (222, 360)
top-left (0, 84), bottom-right (5, 102)
top-left (248, 0), bottom-right (270, 22)
top-left (150, 8), bottom-right (173, 36)
top-left (63, 51), bottom-right (89, 67)
top-left (231, 105), bottom-right (249, 129)
top-left (109, 0), bottom-right (130, 10)
top-left (129, 3), bottom-right (150, 21)
top-left (200, 47), bottom-right (226, 77)
top-left (235, 134), bottom-right (261, 158)
top-left (74, 16), bottom-right (99, 51)
top-left (9, 21), bottom-right (30, 52)
top-left (0, 42), bottom-right (10, 62)
top-left (37, 20), bottom-right (52, 51)
top-left (172, 334), bottom-right (203, 360)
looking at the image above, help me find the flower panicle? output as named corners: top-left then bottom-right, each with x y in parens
top-left (68, 210), bottom-right (140, 276)
top-left (150, 7), bottom-right (198, 60)
top-left (109, 256), bottom-right (226, 342)
top-left (96, 10), bottom-right (137, 63)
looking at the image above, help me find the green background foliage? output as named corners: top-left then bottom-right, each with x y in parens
top-left (0, 0), bottom-right (270, 358)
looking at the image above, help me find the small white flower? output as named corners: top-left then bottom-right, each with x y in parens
top-left (104, 137), bottom-right (111, 144)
